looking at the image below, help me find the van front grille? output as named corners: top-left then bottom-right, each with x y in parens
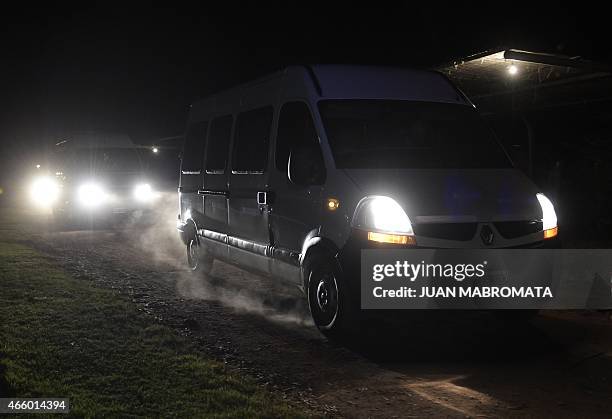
top-left (412, 223), bottom-right (478, 241)
top-left (494, 221), bottom-right (542, 239)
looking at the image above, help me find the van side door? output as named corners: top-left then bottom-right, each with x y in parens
top-left (269, 101), bottom-right (325, 281)
top-left (227, 107), bottom-right (274, 273)
top-left (201, 115), bottom-right (233, 255)
top-left (179, 120), bottom-right (208, 228)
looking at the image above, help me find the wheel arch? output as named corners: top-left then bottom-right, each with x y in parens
top-left (181, 217), bottom-right (199, 245)
top-left (300, 234), bottom-right (341, 289)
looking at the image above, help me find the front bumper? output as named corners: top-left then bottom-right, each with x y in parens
top-left (337, 228), bottom-right (560, 297)
top-left (55, 198), bottom-right (156, 219)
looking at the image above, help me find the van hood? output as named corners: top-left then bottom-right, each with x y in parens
top-left (69, 170), bottom-right (150, 189)
top-left (342, 169), bottom-right (542, 223)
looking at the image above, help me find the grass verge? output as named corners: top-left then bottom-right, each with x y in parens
top-left (0, 240), bottom-right (307, 417)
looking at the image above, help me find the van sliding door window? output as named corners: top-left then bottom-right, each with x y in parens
top-left (205, 115), bottom-right (233, 174)
top-left (181, 120), bottom-right (209, 173)
top-left (232, 107), bottom-right (273, 174)
top-left (275, 102), bottom-right (319, 172)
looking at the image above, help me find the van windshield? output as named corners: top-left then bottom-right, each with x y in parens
top-left (72, 148), bottom-right (144, 173)
top-left (318, 100), bottom-right (512, 169)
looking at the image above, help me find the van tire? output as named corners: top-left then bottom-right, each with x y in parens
top-left (304, 254), bottom-right (355, 339)
top-left (186, 237), bottom-right (213, 275)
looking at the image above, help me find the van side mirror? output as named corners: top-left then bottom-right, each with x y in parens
top-left (288, 144), bottom-right (325, 186)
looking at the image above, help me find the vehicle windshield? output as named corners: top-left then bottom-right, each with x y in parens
top-left (318, 100), bottom-right (512, 169)
top-left (73, 148), bottom-right (144, 172)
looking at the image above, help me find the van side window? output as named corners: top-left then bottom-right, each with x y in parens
top-left (205, 115), bottom-right (233, 174)
top-left (232, 107), bottom-right (273, 173)
top-left (275, 102), bottom-right (318, 172)
top-left (181, 120), bottom-right (208, 172)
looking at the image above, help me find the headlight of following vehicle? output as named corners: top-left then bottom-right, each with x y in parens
top-left (536, 193), bottom-right (558, 239)
top-left (30, 176), bottom-right (60, 208)
top-left (78, 182), bottom-right (107, 208)
top-left (133, 183), bottom-right (158, 203)
top-left (352, 196), bottom-right (416, 245)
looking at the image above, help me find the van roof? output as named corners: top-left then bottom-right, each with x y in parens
top-left (309, 65), bottom-right (467, 103)
top-left (191, 65), bottom-right (469, 109)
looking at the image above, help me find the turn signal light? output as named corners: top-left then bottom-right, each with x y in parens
top-left (543, 226), bottom-right (558, 239)
top-left (326, 198), bottom-right (340, 211)
top-left (368, 231), bottom-right (416, 245)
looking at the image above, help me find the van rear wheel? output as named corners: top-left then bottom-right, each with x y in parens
top-left (186, 238), bottom-right (213, 274)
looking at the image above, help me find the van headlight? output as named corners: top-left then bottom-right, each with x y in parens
top-left (30, 176), bottom-right (60, 208)
top-left (78, 182), bottom-right (106, 207)
top-left (352, 196), bottom-right (416, 245)
top-left (133, 183), bottom-right (158, 202)
top-left (536, 193), bottom-right (558, 239)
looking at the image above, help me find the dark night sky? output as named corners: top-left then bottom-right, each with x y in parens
top-left (0, 2), bottom-right (610, 185)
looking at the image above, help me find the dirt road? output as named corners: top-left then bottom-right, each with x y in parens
top-left (13, 204), bottom-right (612, 418)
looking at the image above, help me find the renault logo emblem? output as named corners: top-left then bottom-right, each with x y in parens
top-left (480, 225), bottom-right (494, 245)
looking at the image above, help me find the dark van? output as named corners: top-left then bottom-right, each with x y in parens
top-left (177, 65), bottom-right (558, 336)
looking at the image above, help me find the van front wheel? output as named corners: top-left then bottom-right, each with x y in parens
top-left (306, 256), bottom-right (353, 339)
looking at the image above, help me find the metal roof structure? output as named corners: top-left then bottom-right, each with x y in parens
top-left (437, 48), bottom-right (612, 113)
top-left (53, 131), bottom-right (136, 149)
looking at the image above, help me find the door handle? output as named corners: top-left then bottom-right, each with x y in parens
top-left (257, 191), bottom-right (267, 205)
top-left (257, 191), bottom-right (274, 214)
top-left (257, 191), bottom-right (275, 204)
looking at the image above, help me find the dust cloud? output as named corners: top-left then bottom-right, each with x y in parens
top-left (126, 192), bottom-right (313, 327)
